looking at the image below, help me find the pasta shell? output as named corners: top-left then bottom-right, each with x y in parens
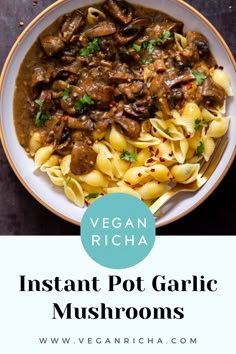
top-left (155, 140), bottom-right (175, 161)
top-left (29, 132), bottom-right (42, 156)
top-left (40, 155), bottom-right (60, 172)
top-left (60, 155), bottom-right (71, 176)
top-left (148, 164), bottom-right (171, 182)
top-left (109, 125), bottom-right (127, 151)
top-left (79, 170), bottom-right (108, 187)
top-left (131, 148), bottom-right (152, 167)
top-left (34, 145), bottom-right (54, 171)
top-left (64, 178), bottom-right (85, 207)
top-left (174, 33), bottom-right (187, 50)
top-left (46, 166), bottom-right (64, 186)
top-left (123, 166), bottom-right (148, 185)
top-left (92, 142), bottom-right (113, 158)
top-left (202, 136), bottom-right (215, 161)
top-left (206, 117), bottom-right (229, 138)
top-left (135, 181), bottom-right (171, 200)
top-left (86, 7), bottom-right (106, 25)
top-left (105, 185), bottom-right (141, 199)
top-left (112, 152), bottom-right (130, 179)
top-left (150, 118), bottom-right (184, 140)
top-left (171, 138), bottom-right (189, 164)
top-left (175, 103), bottom-right (201, 135)
top-left (171, 163), bottom-right (200, 184)
top-left (95, 153), bottom-right (113, 178)
top-left (128, 132), bottom-right (161, 148)
top-left (212, 69), bottom-right (233, 96)
top-left (80, 182), bottom-right (104, 195)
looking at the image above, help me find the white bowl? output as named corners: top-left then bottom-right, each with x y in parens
top-left (0, 0), bottom-right (235, 227)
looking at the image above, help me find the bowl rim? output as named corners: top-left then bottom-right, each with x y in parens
top-left (0, 0), bottom-right (236, 228)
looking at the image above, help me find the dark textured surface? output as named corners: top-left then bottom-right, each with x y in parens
top-left (0, 0), bottom-right (235, 235)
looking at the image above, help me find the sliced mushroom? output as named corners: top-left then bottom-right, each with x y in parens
top-left (70, 141), bottom-right (97, 175)
top-left (51, 80), bottom-right (68, 92)
top-left (86, 85), bottom-right (115, 105)
top-left (165, 72), bottom-right (195, 87)
top-left (115, 116), bottom-right (141, 139)
top-left (202, 77), bottom-right (226, 107)
top-left (83, 21), bottom-right (116, 39)
top-left (60, 97), bottom-right (77, 115)
top-left (186, 32), bottom-right (210, 56)
top-left (102, 0), bottom-right (133, 25)
top-left (61, 11), bottom-right (85, 42)
top-left (53, 60), bottom-right (81, 77)
top-left (115, 17), bottom-right (151, 45)
top-left (39, 90), bottom-right (54, 111)
top-left (30, 66), bottom-right (53, 87)
top-left (67, 116), bottom-right (95, 131)
top-left (40, 36), bottom-right (65, 57)
top-left (124, 103), bottom-right (149, 119)
top-left (162, 21), bottom-right (184, 35)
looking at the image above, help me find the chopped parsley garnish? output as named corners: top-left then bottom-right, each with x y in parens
top-left (151, 197), bottom-right (158, 205)
top-left (132, 43), bottom-right (141, 52)
top-left (62, 82), bottom-right (71, 100)
top-left (139, 58), bottom-right (153, 65)
top-left (194, 118), bottom-right (209, 130)
top-left (196, 141), bottom-right (204, 156)
top-left (192, 71), bottom-right (206, 85)
top-left (163, 127), bottom-right (172, 137)
top-left (194, 119), bottom-right (202, 131)
top-left (120, 151), bottom-right (137, 162)
top-left (34, 99), bottom-right (51, 127)
top-left (85, 193), bottom-right (99, 200)
top-left (79, 38), bottom-right (101, 57)
top-left (65, 177), bottom-right (71, 188)
top-left (74, 94), bottom-right (94, 111)
top-left (35, 99), bottom-right (44, 109)
top-left (159, 30), bottom-right (172, 41)
top-left (141, 30), bottom-right (172, 54)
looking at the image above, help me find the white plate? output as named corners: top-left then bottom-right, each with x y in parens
top-left (0, 0), bottom-right (235, 227)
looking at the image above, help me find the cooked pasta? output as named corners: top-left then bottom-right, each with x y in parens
top-left (13, 0), bottom-right (232, 213)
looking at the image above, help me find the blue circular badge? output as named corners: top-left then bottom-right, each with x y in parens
top-left (81, 193), bottom-right (155, 269)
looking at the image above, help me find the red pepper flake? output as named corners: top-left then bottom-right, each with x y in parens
top-left (150, 168), bottom-right (155, 172)
top-left (163, 138), bottom-right (167, 142)
top-left (168, 153), bottom-right (173, 157)
top-left (169, 176), bottom-right (175, 181)
top-left (15, 35), bottom-right (20, 40)
top-left (186, 134), bottom-right (190, 138)
top-left (138, 173), bottom-right (142, 177)
top-left (218, 66), bottom-right (224, 70)
top-left (109, 102), bottom-right (116, 108)
top-left (63, 115), bottom-right (69, 121)
top-left (149, 146), bottom-right (154, 152)
top-left (18, 21), bottom-right (25, 27)
top-left (159, 157), bottom-right (165, 162)
top-left (33, 0), bottom-right (38, 5)
top-left (155, 149), bottom-right (159, 156)
top-left (138, 106), bottom-right (145, 111)
top-left (158, 182), bottom-right (161, 184)
top-left (100, 193), bottom-right (104, 196)
top-left (212, 112), bottom-right (218, 116)
top-left (186, 83), bottom-right (192, 90)
top-left (147, 158), bottom-right (155, 164)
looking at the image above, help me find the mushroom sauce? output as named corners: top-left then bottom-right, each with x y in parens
top-left (12, 0), bottom-right (230, 208)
